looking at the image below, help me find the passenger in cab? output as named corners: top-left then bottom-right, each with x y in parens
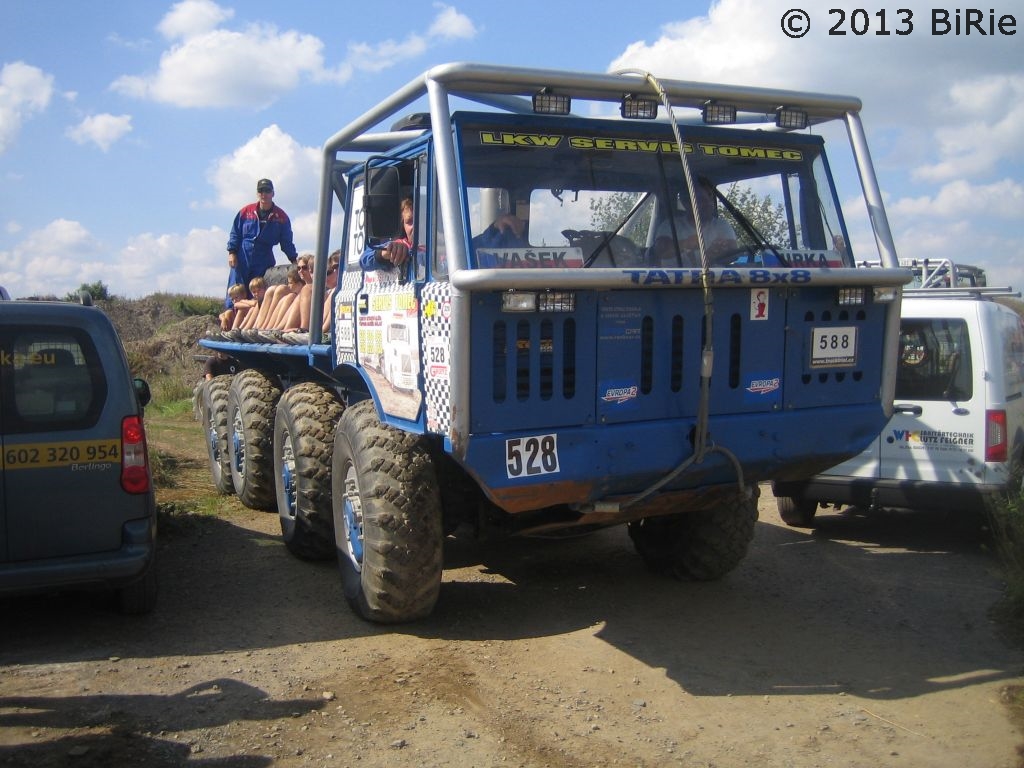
top-left (653, 185), bottom-right (737, 267)
top-left (473, 213), bottom-right (528, 250)
top-left (361, 198), bottom-right (415, 270)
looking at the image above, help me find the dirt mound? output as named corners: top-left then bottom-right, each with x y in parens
top-left (99, 296), bottom-right (219, 390)
top-left (100, 297), bottom-right (206, 344)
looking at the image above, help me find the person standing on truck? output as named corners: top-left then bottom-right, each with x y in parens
top-left (224, 178), bottom-right (298, 307)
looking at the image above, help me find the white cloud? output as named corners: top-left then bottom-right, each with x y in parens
top-left (206, 124), bottom-right (321, 219)
top-left (913, 74), bottom-right (1024, 182)
top-left (158, 0), bottom-right (234, 41)
top-left (0, 219), bottom-right (232, 300)
top-left (0, 219), bottom-right (101, 298)
top-left (889, 178), bottom-right (1024, 220)
top-left (112, 4), bottom-right (479, 106)
top-left (66, 113), bottom-right (133, 152)
top-left (608, 0), bottom-right (1023, 288)
top-left (325, 5), bottom-right (477, 81)
top-left (117, 228), bottom-right (228, 297)
top-left (0, 62), bottom-right (55, 154)
top-left (427, 3), bottom-right (478, 40)
top-left (609, 1), bottom-right (1018, 119)
top-left (112, 25), bottom-right (325, 109)
top-left (344, 35), bottom-right (430, 76)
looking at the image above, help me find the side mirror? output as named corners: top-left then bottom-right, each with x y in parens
top-left (133, 378), bottom-right (152, 408)
top-left (364, 165), bottom-right (402, 240)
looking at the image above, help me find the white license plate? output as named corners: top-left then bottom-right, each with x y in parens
top-left (810, 326), bottom-right (857, 368)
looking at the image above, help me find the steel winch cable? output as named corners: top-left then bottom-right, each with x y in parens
top-left (612, 69), bottom-right (748, 510)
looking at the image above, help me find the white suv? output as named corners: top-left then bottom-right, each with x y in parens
top-left (773, 261), bottom-right (1024, 525)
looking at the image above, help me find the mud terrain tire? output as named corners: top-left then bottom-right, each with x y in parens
top-left (274, 383), bottom-right (344, 560)
top-left (200, 375), bottom-right (234, 495)
top-left (628, 488), bottom-right (759, 580)
top-left (228, 369), bottom-right (282, 510)
top-left (332, 399), bottom-right (443, 623)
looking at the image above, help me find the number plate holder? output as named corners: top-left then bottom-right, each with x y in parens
top-left (505, 434), bottom-right (560, 479)
top-left (810, 326), bottom-right (858, 368)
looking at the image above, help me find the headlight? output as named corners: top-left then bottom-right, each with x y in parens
top-left (872, 287), bottom-right (899, 303)
top-left (836, 287), bottom-right (866, 306)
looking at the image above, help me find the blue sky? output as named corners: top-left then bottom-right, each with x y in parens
top-left (1, 0), bottom-right (1021, 299)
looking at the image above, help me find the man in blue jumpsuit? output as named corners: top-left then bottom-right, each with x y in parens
top-left (224, 178), bottom-right (298, 307)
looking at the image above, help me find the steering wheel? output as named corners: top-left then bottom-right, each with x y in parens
top-left (562, 230), bottom-right (644, 267)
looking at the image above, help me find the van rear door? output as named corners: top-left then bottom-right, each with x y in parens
top-left (879, 304), bottom-right (983, 484)
top-left (0, 324), bottom-right (129, 562)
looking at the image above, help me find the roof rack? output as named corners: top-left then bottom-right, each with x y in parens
top-left (858, 257), bottom-right (1017, 299)
top-left (902, 286), bottom-right (1019, 299)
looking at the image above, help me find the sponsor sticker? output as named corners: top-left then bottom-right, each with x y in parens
top-left (601, 385), bottom-right (639, 404)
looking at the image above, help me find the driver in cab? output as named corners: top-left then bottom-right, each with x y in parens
top-left (652, 185), bottom-right (737, 267)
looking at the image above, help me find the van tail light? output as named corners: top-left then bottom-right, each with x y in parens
top-left (121, 415), bottom-right (151, 494)
top-left (986, 409), bottom-right (1008, 463)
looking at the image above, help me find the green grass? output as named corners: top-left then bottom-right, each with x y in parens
top-left (151, 394), bottom-right (198, 417)
top-left (989, 489), bottom-right (1024, 609)
top-left (149, 292), bottom-right (223, 317)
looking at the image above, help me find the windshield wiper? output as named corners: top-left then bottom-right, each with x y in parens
top-left (707, 181), bottom-right (790, 268)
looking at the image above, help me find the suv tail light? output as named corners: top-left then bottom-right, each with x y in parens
top-left (121, 415), bottom-right (151, 493)
top-left (986, 409), bottom-right (1008, 463)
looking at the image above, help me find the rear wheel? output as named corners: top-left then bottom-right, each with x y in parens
top-left (116, 560), bottom-right (158, 615)
top-left (628, 488), bottom-right (759, 580)
top-left (274, 383), bottom-right (345, 560)
top-left (776, 494), bottom-right (819, 527)
top-left (228, 369), bottom-right (282, 510)
top-left (332, 399), bottom-right (443, 623)
top-left (200, 375), bottom-right (233, 494)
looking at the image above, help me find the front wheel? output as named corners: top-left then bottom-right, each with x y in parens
top-left (274, 383), bottom-right (345, 560)
top-left (332, 399), bottom-right (443, 623)
top-left (628, 488), bottom-right (759, 580)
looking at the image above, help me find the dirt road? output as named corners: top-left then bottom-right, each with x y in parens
top-left (2, 448), bottom-right (1022, 766)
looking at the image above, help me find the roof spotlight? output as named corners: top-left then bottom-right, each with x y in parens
top-left (775, 106), bottom-right (809, 130)
top-left (702, 101), bottom-right (737, 125)
top-left (620, 93), bottom-right (659, 120)
top-left (532, 87), bottom-right (571, 115)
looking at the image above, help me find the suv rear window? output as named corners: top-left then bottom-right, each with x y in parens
top-left (2, 328), bottom-right (107, 433)
top-left (896, 318), bottom-right (972, 401)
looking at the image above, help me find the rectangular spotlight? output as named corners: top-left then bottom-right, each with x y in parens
top-left (620, 94), bottom-right (658, 119)
top-left (775, 106), bottom-right (809, 130)
top-left (702, 101), bottom-right (737, 125)
top-left (533, 88), bottom-right (571, 115)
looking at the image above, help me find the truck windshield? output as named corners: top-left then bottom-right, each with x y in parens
top-left (455, 115), bottom-right (852, 269)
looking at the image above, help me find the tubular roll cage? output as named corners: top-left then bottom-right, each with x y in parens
top-left (307, 62), bottom-right (911, 455)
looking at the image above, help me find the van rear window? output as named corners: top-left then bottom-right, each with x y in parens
top-left (896, 318), bottom-right (972, 401)
top-left (2, 329), bottom-right (107, 433)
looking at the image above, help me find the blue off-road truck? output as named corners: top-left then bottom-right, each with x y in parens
top-left (198, 63), bottom-right (910, 622)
